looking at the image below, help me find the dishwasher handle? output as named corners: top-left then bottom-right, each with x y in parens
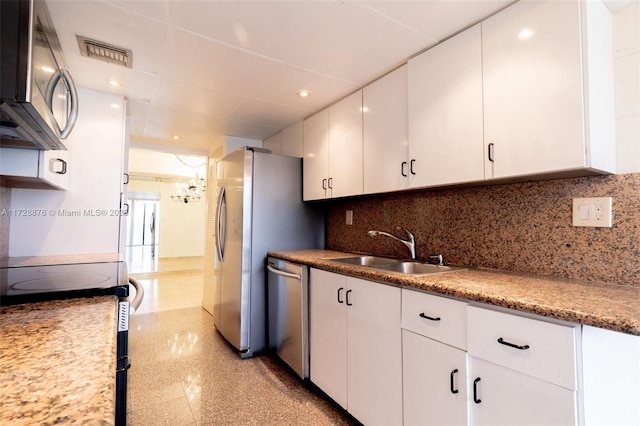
top-left (267, 263), bottom-right (302, 280)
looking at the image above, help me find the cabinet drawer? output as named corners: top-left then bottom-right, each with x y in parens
top-left (402, 289), bottom-right (467, 350)
top-left (467, 306), bottom-right (578, 390)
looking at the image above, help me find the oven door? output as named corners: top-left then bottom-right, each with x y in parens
top-left (116, 299), bottom-right (130, 426)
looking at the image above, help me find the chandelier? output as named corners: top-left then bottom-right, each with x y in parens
top-left (171, 175), bottom-right (206, 204)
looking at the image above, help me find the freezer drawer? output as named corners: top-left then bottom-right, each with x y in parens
top-left (267, 257), bottom-right (309, 379)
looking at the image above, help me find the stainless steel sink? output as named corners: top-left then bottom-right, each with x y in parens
top-left (372, 261), bottom-right (460, 275)
top-left (328, 256), bottom-right (463, 276)
top-left (327, 255), bottom-right (401, 266)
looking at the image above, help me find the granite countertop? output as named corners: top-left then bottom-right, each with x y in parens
top-left (0, 296), bottom-right (119, 425)
top-left (268, 249), bottom-right (640, 336)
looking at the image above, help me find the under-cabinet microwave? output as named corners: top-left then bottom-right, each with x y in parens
top-left (0, 0), bottom-right (78, 150)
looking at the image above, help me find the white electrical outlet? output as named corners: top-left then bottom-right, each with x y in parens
top-left (572, 197), bottom-right (612, 228)
top-left (345, 210), bottom-right (353, 226)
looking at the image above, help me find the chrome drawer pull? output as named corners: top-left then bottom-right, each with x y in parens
top-left (497, 337), bottom-right (530, 350)
top-left (419, 312), bottom-right (441, 321)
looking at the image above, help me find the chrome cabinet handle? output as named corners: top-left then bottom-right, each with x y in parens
top-left (497, 337), bottom-right (530, 350)
top-left (401, 161), bottom-right (407, 177)
top-left (322, 179), bottom-right (327, 190)
top-left (327, 177), bottom-right (333, 189)
top-left (410, 159), bottom-right (416, 175)
top-left (337, 287), bottom-right (344, 304)
top-left (50, 158), bottom-right (67, 174)
top-left (345, 289), bottom-right (352, 306)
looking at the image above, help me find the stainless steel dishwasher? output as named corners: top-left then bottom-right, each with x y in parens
top-left (266, 257), bottom-right (309, 379)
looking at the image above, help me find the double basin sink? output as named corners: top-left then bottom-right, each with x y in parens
top-left (327, 255), bottom-right (463, 276)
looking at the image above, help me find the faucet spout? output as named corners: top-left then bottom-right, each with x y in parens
top-left (367, 227), bottom-right (416, 260)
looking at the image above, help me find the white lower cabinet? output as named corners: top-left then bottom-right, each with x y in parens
top-left (468, 357), bottom-right (577, 426)
top-left (402, 289), bottom-right (469, 426)
top-left (309, 268), bottom-right (402, 425)
top-left (403, 330), bottom-right (468, 426)
top-left (467, 306), bottom-right (579, 426)
top-left (311, 271), bottom-right (634, 426)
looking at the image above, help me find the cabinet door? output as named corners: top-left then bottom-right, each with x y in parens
top-left (346, 277), bottom-right (402, 425)
top-left (409, 24), bottom-right (484, 187)
top-left (329, 90), bottom-right (363, 199)
top-left (309, 269), bottom-right (348, 408)
top-left (42, 149), bottom-right (69, 189)
top-left (403, 330), bottom-right (468, 426)
top-left (263, 132), bottom-right (282, 155)
top-left (281, 121), bottom-right (303, 158)
top-left (303, 110), bottom-right (329, 201)
top-left (482, 0), bottom-right (585, 178)
top-left (469, 357), bottom-right (577, 426)
top-left (363, 65), bottom-right (409, 194)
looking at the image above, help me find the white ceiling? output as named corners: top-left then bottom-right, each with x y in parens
top-left (46, 0), bottom-right (517, 154)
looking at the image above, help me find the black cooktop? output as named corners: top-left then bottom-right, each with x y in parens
top-left (0, 261), bottom-right (128, 305)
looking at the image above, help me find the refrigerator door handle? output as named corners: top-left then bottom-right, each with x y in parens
top-left (267, 263), bottom-right (301, 280)
top-left (215, 187), bottom-right (226, 261)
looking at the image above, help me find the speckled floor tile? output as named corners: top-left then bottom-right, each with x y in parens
top-left (127, 307), bottom-right (356, 426)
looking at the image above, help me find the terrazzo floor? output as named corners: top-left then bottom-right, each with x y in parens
top-left (126, 257), bottom-right (356, 425)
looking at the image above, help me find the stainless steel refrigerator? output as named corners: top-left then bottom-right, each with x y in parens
top-left (213, 147), bottom-right (324, 358)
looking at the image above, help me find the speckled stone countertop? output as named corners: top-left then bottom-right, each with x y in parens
top-left (268, 249), bottom-right (640, 336)
top-left (0, 296), bottom-right (118, 425)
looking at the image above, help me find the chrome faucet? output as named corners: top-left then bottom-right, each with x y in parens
top-left (367, 227), bottom-right (416, 260)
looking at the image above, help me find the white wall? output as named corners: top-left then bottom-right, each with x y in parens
top-left (614, 3), bottom-right (640, 173)
top-left (128, 148), bottom-right (206, 179)
top-left (127, 149), bottom-right (207, 258)
top-left (9, 88), bottom-right (125, 256)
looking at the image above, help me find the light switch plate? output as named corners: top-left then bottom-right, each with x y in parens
top-left (572, 197), bottom-right (612, 227)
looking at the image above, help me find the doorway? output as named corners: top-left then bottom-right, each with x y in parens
top-left (126, 195), bottom-right (160, 273)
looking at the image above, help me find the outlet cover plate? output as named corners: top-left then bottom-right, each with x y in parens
top-left (572, 197), bottom-right (612, 227)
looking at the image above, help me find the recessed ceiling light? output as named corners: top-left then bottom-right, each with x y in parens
top-left (296, 89), bottom-right (312, 98)
top-left (172, 135), bottom-right (180, 140)
top-left (518, 28), bottom-right (534, 40)
top-left (110, 103), bottom-right (121, 109)
top-left (107, 79), bottom-right (122, 87)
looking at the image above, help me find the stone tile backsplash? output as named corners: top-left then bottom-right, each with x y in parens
top-left (325, 173), bottom-right (640, 287)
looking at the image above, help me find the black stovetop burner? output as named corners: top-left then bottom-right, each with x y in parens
top-left (0, 261), bottom-right (128, 305)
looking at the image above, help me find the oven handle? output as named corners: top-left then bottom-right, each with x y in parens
top-left (128, 276), bottom-right (144, 314)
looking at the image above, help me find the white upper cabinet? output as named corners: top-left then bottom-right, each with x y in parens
top-left (263, 132), bottom-right (282, 155)
top-left (328, 91), bottom-right (363, 199)
top-left (482, 0), bottom-right (616, 179)
top-left (265, 121), bottom-right (304, 158)
top-left (408, 24), bottom-right (484, 187)
top-left (363, 65), bottom-right (409, 194)
top-left (303, 109), bottom-right (330, 201)
top-left (303, 91), bottom-right (363, 201)
top-left (281, 121), bottom-right (304, 158)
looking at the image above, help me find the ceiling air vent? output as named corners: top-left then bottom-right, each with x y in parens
top-left (76, 35), bottom-right (132, 68)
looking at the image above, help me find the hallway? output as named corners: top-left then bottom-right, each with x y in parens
top-left (126, 260), bottom-right (355, 425)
